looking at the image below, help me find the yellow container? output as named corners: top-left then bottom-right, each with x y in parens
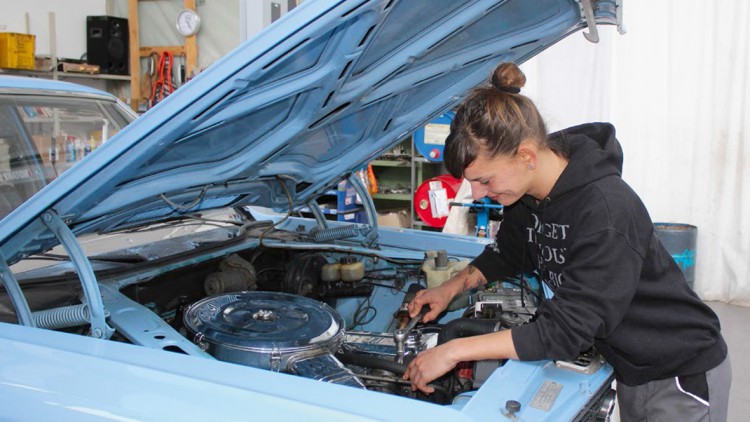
top-left (0, 33), bottom-right (36, 70)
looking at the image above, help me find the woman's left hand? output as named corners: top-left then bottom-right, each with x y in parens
top-left (402, 342), bottom-right (460, 394)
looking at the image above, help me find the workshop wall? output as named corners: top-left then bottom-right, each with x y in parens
top-left (0, 0), bottom-right (241, 72)
top-left (110, 0), bottom-right (240, 75)
top-left (0, 0), bottom-right (106, 59)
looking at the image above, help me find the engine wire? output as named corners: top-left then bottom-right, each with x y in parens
top-left (362, 280), bottom-right (406, 294)
top-left (349, 296), bottom-right (377, 329)
top-left (257, 175), bottom-right (295, 247)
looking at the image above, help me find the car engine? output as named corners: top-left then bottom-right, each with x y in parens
top-left (117, 247), bottom-right (541, 404)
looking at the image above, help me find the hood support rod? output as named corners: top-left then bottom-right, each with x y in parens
top-left (0, 253), bottom-right (36, 327)
top-left (348, 173), bottom-right (379, 248)
top-left (41, 210), bottom-right (114, 339)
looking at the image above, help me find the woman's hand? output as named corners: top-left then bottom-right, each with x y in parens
top-left (402, 330), bottom-right (519, 394)
top-left (402, 342), bottom-right (460, 394)
top-left (407, 264), bottom-right (486, 323)
top-left (407, 282), bottom-right (457, 323)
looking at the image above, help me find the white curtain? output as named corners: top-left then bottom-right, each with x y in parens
top-left (518, 1), bottom-right (750, 306)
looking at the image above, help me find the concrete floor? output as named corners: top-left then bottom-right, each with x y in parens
top-left (707, 301), bottom-right (749, 422)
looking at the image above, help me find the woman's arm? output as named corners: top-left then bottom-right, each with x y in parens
top-left (403, 329), bottom-right (519, 394)
top-left (407, 264), bottom-right (488, 323)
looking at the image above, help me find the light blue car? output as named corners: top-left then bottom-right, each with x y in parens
top-left (0, 1), bottom-right (623, 420)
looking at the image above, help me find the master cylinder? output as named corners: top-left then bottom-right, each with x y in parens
top-left (421, 250), bottom-right (470, 289)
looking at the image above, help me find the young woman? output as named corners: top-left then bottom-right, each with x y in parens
top-left (403, 62), bottom-right (731, 421)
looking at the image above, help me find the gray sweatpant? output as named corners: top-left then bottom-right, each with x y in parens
top-left (616, 355), bottom-right (732, 422)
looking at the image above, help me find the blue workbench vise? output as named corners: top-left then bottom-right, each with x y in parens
top-left (449, 197), bottom-right (503, 237)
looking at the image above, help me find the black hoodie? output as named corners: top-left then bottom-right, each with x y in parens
top-left (471, 122), bottom-right (726, 386)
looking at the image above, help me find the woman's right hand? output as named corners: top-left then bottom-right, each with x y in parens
top-left (407, 283), bottom-right (457, 323)
top-left (407, 264), bottom-right (487, 323)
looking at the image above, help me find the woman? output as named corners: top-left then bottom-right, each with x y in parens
top-left (403, 62), bottom-right (731, 421)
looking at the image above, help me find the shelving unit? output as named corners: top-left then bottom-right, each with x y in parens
top-left (0, 10), bottom-right (132, 102)
top-left (300, 180), bottom-right (367, 224)
top-left (0, 68), bottom-right (129, 81)
top-left (369, 137), bottom-right (444, 229)
top-left (1, 1), bottom-right (198, 113)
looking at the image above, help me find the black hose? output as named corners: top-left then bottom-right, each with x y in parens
top-left (437, 319), bottom-right (499, 345)
top-left (336, 351), bottom-right (409, 375)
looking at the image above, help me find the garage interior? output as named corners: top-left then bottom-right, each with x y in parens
top-left (0, 1), bottom-right (747, 421)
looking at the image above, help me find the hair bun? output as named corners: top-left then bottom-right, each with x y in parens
top-left (490, 62), bottom-right (526, 94)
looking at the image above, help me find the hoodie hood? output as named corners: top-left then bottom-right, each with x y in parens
top-left (544, 122), bottom-right (622, 201)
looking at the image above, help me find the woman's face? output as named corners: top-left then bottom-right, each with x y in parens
top-left (463, 149), bottom-right (531, 206)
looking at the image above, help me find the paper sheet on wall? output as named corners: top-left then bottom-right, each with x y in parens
top-left (429, 188), bottom-right (450, 218)
top-left (424, 123), bottom-right (451, 145)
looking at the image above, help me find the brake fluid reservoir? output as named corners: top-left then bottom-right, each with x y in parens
top-left (422, 250), bottom-right (470, 289)
top-left (321, 262), bottom-right (341, 282)
top-left (340, 256), bottom-right (365, 282)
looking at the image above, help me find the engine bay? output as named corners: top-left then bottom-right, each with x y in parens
top-left (104, 246), bottom-right (542, 405)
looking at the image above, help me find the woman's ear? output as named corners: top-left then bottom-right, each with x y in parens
top-left (517, 139), bottom-right (538, 169)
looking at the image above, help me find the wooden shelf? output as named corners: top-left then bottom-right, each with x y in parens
top-left (372, 193), bottom-right (412, 201)
top-left (0, 68), bottom-right (131, 81)
top-left (371, 159), bottom-right (411, 168)
top-left (55, 72), bottom-right (131, 81)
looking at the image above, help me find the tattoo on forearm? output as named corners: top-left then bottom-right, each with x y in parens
top-left (464, 265), bottom-right (487, 290)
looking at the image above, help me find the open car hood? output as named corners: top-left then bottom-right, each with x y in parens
top-left (0, 0), bottom-right (620, 263)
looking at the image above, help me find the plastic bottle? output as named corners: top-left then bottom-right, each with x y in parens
top-left (0, 139), bottom-right (10, 173)
top-left (75, 139), bottom-right (83, 161)
top-left (339, 256), bottom-right (365, 282)
top-left (66, 137), bottom-right (76, 162)
top-left (85, 135), bottom-right (95, 156)
top-left (49, 137), bottom-right (58, 163)
top-left (321, 262), bottom-right (341, 282)
top-left (421, 250), bottom-right (470, 289)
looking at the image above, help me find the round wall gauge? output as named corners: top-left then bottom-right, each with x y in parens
top-left (176, 9), bottom-right (201, 36)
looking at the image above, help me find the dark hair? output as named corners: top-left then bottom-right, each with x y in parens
top-left (444, 62), bottom-right (557, 178)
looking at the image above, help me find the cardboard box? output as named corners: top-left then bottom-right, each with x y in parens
top-left (377, 209), bottom-right (410, 228)
top-left (0, 33), bottom-right (36, 70)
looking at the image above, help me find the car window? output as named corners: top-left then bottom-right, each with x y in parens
top-left (0, 93), bottom-right (133, 219)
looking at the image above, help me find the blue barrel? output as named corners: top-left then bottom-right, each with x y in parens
top-left (413, 111), bottom-right (454, 162)
top-left (654, 223), bottom-right (697, 289)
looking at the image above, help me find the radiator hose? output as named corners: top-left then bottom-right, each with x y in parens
top-left (437, 318), bottom-right (499, 345)
top-left (335, 350), bottom-right (409, 375)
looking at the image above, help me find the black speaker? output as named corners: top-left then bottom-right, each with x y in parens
top-left (86, 16), bottom-right (129, 75)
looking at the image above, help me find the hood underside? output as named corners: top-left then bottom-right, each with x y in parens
top-left (0, 0), bottom-right (620, 263)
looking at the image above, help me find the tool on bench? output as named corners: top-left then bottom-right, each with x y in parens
top-left (449, 197), bottom-right (503, 237)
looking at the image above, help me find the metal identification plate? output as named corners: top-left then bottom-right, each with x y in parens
top-left (529, 381), bottom-right (563, 411)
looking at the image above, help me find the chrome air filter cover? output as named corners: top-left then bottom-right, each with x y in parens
top-left (183, 291), bottom-right (345, 371)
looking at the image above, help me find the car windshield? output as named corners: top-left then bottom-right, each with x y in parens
top-left (0, 92), bottom-right (133, 219)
